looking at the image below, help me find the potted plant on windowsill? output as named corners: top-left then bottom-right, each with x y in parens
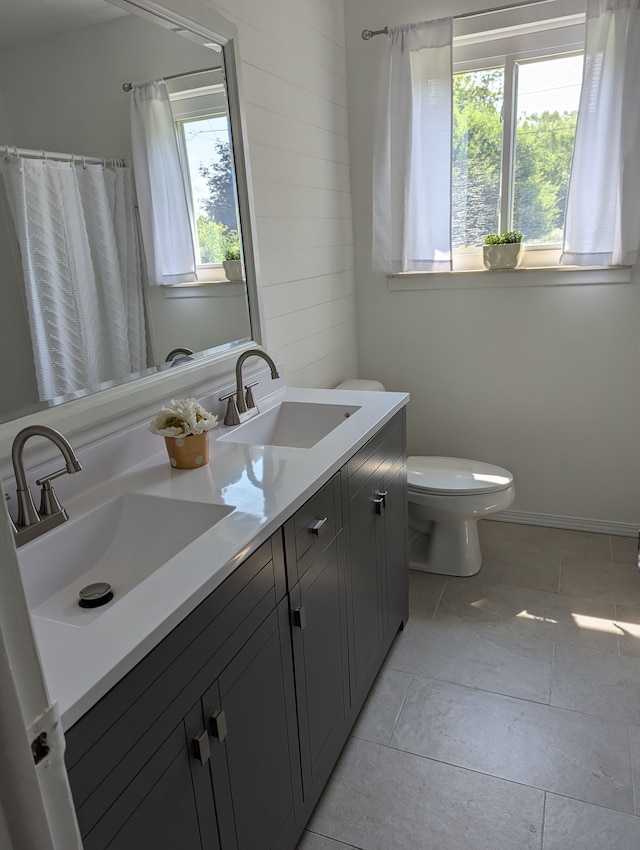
top-left (222, 246), bottom-right (244, 282)
top-left (482, 231), bottom-right (524, 270)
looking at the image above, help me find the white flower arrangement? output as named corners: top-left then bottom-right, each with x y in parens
top-left (149, 398), bottom-right (218, 438)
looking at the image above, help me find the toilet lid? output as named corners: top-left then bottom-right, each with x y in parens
top-left (407, 456), bottom-right (513, 495)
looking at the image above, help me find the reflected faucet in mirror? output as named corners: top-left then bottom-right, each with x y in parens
top-left (9, 425), bottom-right (82, 547)
top-left (166, 348), bottom-right (195, 367)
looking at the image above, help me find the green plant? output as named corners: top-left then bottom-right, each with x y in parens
top-left (224, 246), bottom-right (241, 261)
top-left (483, 231), bottom-right (523, 245)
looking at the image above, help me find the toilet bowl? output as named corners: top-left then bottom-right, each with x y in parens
top-left (408, 456), bottom-right (514, 577)
top-left (335, 379), bottom-right (515, 577)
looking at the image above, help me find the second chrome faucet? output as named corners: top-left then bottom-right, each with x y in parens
top-left (220, 349), bottom-right (280, 426)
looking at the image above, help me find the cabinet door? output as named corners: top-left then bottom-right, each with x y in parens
top-left (82, 703), bottom-right (220, 850)
top-left (290, 534), bottom-right (349, 798)
top-left (346, 476), bottom-right (385, 703)
top-left (204, 607), bottom-right (298, 850)
top-left (382, 454), bottom-right (408, 638)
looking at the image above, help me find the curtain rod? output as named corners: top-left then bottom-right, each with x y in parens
top-left (1, 145), bottom-right (125, 167)
top-left (361, 0), bottom-right (563, 38)
top-left (122, 66), bottom-right (221, 92)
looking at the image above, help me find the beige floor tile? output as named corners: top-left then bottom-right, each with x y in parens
top-left (542, 793), bottom-right (640, 849)
top-left (551, 643), bottom-right (640, 724)
top-left (611, 534), bottom-right (638, 566)
top-left (615, 604), bottom-right (640, 659)
top-left (407, 569), bottom-right (446, 620)
top-left (473, 544), bottom-right (561, 593)
top-left (307, 737), bottom-right (544, 850)
top-left (629, 724), bottom-right (640, 816)
top-left (386, 616), bottom-right (553, 703)
top-left (390, 677), bottom-right (634, 813)
top-left (479, 521), bottom-right (611, 562)
top-left (436, 579), bottom-right (619, 653)
top-left (351, 667), bottom-right (414, 746)
top-left (560, 556), bottom-right (640, 604)
top-left (296, 832), bottom-right (360, 850)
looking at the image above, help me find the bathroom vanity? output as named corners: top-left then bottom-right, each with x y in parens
top-left (19, 386), bottom-right (408, 850)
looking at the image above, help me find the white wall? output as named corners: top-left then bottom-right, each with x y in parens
top-left (345, 0), bottom-right (640, 528)
top-left (210, 0), bottom-right (359, 388)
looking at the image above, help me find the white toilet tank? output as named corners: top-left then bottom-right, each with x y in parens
top-left (335, 379), bottom-right (386, 392)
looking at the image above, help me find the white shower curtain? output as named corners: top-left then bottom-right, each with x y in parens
top-left (372, 19), bottom-right (453, 273)
top-left (0, 156), bottom-right (147, 403)
top-left (129, 79), bottom-right (197, 286)
top-left (561, 0), bottom-right (640, 266)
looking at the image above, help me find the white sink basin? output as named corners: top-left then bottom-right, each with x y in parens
top-left (19, 493), bottom-right (233, 626)
top-left (218, 401), bottom-right (361, 449)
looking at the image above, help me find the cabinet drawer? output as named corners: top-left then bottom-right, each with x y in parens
top-left (284, 473), bottom-right (341, 585)
top-left (346, 411), bottom-right (405, 513)
top-left (66, 535), bottom-right (284, 825)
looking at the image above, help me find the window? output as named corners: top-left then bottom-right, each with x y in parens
top-left (168, 70), bottom-right (241, 282)
top-left (451, 5), bottom-right (585, 268)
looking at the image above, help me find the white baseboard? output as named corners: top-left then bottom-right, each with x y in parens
top-left (491, 509), bottom-right (638, 539)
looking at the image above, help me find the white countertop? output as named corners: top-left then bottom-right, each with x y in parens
top-left (23, 386), bottom-right (408, 728)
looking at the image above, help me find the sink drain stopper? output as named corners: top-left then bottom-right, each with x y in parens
top-left (78, 582), bottom-right (114, 608)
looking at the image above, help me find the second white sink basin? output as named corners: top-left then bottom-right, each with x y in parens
top-left (19, 493), bottom-right (233, 626)
top-left (218, 401), bottom-right (361, 449)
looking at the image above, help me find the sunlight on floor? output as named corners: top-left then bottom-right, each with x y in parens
top-left (571, 613), bottom-right (625, 635)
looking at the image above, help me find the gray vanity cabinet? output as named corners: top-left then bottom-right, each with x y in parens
top-left (343, 410), bottom-right (408, 711)
top-left (64, 535), bottom-right (298, 850)
top-left (284, 474), bottom-right (350, 805)
top-left (64, 409), bottom-right (408, 850)
top-left (201, 601), bottom-right (300, 849)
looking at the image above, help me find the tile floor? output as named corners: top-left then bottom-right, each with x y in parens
top-left (296, 520), bottom-right (640, 850)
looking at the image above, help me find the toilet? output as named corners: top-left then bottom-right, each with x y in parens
top-left (335, 380), bottom-right (515, 577)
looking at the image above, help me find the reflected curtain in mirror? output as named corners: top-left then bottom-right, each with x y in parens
top-left (0, 153), bottom-right (146, 403)
top-left (129, 79), bottom-right (197, 286)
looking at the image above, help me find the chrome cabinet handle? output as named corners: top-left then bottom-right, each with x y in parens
top-left (373, 491), bottom-right (388, 516)
top-left (310, 517), bottom-right (328, 536)
top-left (210, 709), bottom-right (228, 743)
top-left (292, 605), bottom-right (307, 631)
top-left (193, 730), bottom-right (211, 765)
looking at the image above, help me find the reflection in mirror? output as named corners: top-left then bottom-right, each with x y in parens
top-left (0, 2), bottom-right (255, 426)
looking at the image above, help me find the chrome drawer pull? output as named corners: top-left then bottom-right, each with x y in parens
top-left (293, 605), bottom-right (307, 631)
top-left (374, 491), bottom-right (388, 516)
top-left (210, 709), bottom-right (228, 743)
top-left (310, 517), bottom-right (328, 536)
top-left (193, 730), bottom-right (211, 765)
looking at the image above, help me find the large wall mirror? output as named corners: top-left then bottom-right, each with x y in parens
top-left (0, 0), bottom-right (264, 460)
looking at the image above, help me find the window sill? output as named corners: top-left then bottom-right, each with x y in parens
top-left (387, 265), bottom-right (632, 291)
top-left (162, 280), bottom-right (247, 299)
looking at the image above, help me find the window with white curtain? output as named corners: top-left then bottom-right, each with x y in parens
top-left (374, 0), bottom-right (639, 277)
top-left (452, 5), bottom-right (585, 270)
top-left (168, 70), bottom-right (241, 283)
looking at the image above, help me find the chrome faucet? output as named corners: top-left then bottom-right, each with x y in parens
top-left (220, 349), bottom-right (280, 426)
top-left (165, 347), bottom-right (194, 366)
top-left (9, 425), bottom-right (82, 547)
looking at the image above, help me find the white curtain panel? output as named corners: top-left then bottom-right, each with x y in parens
top-left (129, 80), bottom-right (197, 285)
top-left (372, 19), bottom-right (453, 273)
top-left (0, 157), bottom-right (146, 403)
top-left (561, 0), bottom-right (640, 266)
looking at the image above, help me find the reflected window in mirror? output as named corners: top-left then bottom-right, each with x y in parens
top-left (169, 70), bottom-right (243, 283)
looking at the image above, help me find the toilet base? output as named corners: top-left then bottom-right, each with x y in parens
top-left (409, 518), bottom-right (482, 577)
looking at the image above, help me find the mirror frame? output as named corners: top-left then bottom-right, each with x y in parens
top-left (0, 0), bottom-right (266, 465)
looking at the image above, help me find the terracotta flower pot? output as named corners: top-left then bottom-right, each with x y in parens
top-left (164, 432), bottom-right (209, 469)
